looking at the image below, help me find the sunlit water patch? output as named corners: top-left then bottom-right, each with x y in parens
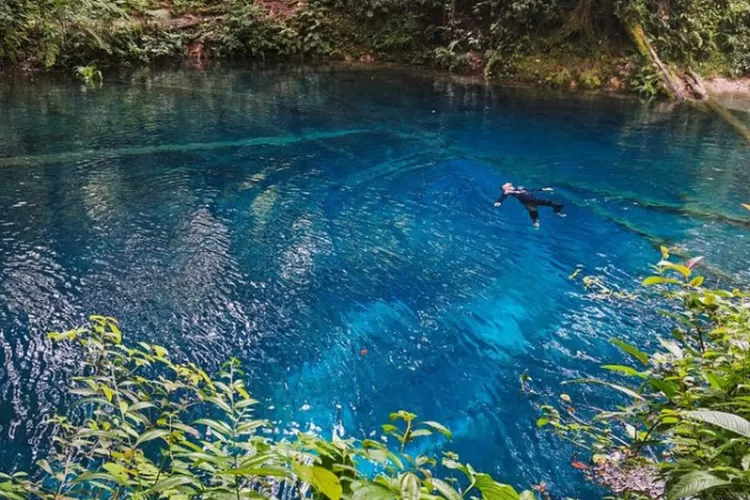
top-left (1, 65), bottom-right (749, 497)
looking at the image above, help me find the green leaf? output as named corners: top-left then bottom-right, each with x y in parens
top-left (668, 471), bottom-right (730, 499)
top-left (148, 475), bottom-right (200, 494)
top-left (236, 385), bottom-right (252, 400)
top-left (102, 463), bottom-right (128, 485)
top-left (643, 276), bottom-right (681, 286)
top-left (184, 452), bottom-right (229, 467)
top-left (36, 459), bottom-right (53, 475)
top-left (351, 482), bottom-right (397, 500)
top-left (602, 365), bottom-right (646, 378)
top-left (656, 261), bottom-right (692, 277)
top-left (236, 420), bottom-right (266, 433)
top-left (127, 401), bottom-right (156, 413)
top-left (294, 464), bottom-right (342, 500)
top-left (422, 421), bottom-right (452, 439)
top-left (684, 410), bottom-right (750, 437)
top-left (168, 423), bottom-right (199, 439)
top-left (69, 388), bottom-right (98, 397)
top-left (73, 472), bottom-right (122, 484)
top-left (474, 474), bottom-right (519, 500)
top-left (135, 429), bottom-right (170, 447)
top-left (101, 385), bottom-right (114, 402)
top-left (705, 372), bottom-right (725, 390)
top-left (387, 451), bottom-right (405, 471)
top-left (389, 411), bottom-right (417, 423)
top-left (235, 398), bottom-right (259, 410)
top-left (658, 339), bottom-right (683, 359)
top-left (205, 396), bottom-right (233, 415)
top-left (649, 379), bottom-right (677, 400)
top-left (564, 378), bottom-right (645, 401)
top-left (409, 429), bottom-right (432, 438)
top-left (536, 417), bottom-right (549, 428)
top-left (313, 467), bottom-right (343, 500)
top-left (0, 487), bottom-right (26, 500)
top-left (689, 276), bottom-right (705, 287)
top-left (400, 472), bottom-right (420, 500)
top-left (431, 478), bottom-right (462, 500)
top-left (224, 467), bottom-right (291, 478)
top-left (442, 458), bottom-right (468, 475)
top-left (519, 492), bottom-right (537, 500)
top-left (74, 397), bottom-right (116, 409)
top-left (611, 339), bottom-right (649, 366)
top-left (77, 429), bottom-right (119, 440)
top-left (152, 345), bottom-right (168, 358)
top-left (48, 330), bottom-right (78, 342)
top-left (366, 448), bottom-right (388, 464)
top-left (105, 322), bottom-right (121, 344)
top-left (194, 418), bottom-right (232, 437)
top-left (381, 424), bottom-right (398, 433)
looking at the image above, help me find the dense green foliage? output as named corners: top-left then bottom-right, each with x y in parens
top-left (0, 316), bottom-right (537, 499)
top-left (0, 253), bottom-right (748, 499)
top-left (539, 248), bottom-right (750, 498)
top-left (3, 0), bottom-right (750, 90)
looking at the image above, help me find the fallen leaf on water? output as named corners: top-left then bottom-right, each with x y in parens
top-left (685, 256), bottom-right (704, 270)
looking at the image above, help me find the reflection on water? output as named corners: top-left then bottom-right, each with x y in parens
top-left (1, 65), bottom-right (749, 497)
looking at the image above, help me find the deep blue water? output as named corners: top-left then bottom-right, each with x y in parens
top-left (1, 65), bottom-right (750, 496)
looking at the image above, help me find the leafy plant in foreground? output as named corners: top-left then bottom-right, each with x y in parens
top-left (628, 62), bottom-right (665, 99)
top-left (0, 316), bottom-right (536, 499)
top-left (539, 248), bottom-right (750, 499)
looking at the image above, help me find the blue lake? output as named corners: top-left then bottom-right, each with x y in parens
top-left (1, 65), bottom-right (749, 497)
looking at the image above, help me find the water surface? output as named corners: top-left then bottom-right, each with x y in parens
top-left (1, 65), bottom-right (749, 497)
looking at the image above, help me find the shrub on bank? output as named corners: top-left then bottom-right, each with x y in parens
top-left (1, 248), bottom-right (749, 499)
top-left (0, 316), bottom-right (535, 499)
top-left (540, 249), bottom-right (750, 499)
top-left (5, 0), bottom-right (750, 86)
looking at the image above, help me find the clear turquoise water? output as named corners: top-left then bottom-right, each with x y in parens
top-left (1, 65), bottom-right (750, 496)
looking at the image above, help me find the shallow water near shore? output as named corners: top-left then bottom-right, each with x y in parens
top-left (1, 65), bottom-right (749, 497)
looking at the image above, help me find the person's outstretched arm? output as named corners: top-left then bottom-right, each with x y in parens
top-left (494, 193), bottom-right (508, 207)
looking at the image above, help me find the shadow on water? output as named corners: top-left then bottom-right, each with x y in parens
top-left (1, 64), bottom-right (750, 497)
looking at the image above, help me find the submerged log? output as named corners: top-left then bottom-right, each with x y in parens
top-left (627, 23), bottom-right (750, 144)
top-left (685, 69), bottom-right (709, 101)
top-left (701, 99), bottom-right (750, 144)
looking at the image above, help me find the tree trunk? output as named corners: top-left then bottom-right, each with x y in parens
top-left (625, 21), bottom-right (750, 144)
top-left (626, 22), bottom-right (684, 100)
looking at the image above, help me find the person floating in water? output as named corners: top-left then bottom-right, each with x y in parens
top-left (494, 182), bottom-right (565, 228)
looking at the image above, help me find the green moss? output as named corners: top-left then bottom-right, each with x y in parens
top-left (505, 49), bottom-right (619, 92)
top-left (546, 67), bottom-right (573, 88)
top-left (578, 68), bottom-right (602, 89)
top-left (693, 52), bottom-right (733, 78)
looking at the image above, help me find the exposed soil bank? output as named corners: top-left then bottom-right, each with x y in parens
top-left (704, 77), bottom-right (750, 95)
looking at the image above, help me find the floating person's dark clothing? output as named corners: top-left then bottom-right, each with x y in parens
top-left (496, 188), bottom-right (564, 224)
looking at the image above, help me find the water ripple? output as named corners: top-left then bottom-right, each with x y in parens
top-left (0, 66), bottom-right (749, 496)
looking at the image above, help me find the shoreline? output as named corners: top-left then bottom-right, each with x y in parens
top-left (5, 57), bottom-right (750, 110)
